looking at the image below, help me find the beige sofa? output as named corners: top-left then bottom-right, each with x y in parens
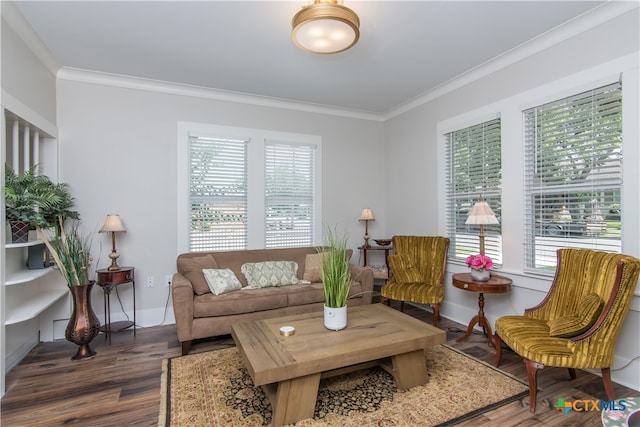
top-left (172, 246), bottom-right (374, 355)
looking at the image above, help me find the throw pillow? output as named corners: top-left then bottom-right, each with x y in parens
top-left (388, 253), bottom-right (423, 284)
top-left (177, 254), bottom-right (218, 295)
top-left (202, 269), bottom-right (242, 295)
top-left (303, 253), bottom-right (325, 282)
top-left (241, 261), bottom-right (300, 288)
top-left (548, 293), bottom-right (604, 338)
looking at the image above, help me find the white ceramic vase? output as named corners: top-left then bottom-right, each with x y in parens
top-left (324, 305), bottom-right (347, 331)
top-left (470, 268), bottom-right (491, 281)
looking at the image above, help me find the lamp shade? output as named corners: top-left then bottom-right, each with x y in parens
top-left (99, 214), bottom-right (126, 233)
top-left (465, 201), bottom-right (499, 225)
top-left (359, 208), bottom-right (375, 221)
top-left (292, 0), bottom-right (360, 54)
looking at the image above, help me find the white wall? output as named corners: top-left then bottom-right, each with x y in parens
top-left (56, 77), bottom-right (386, 328)
top-left (385, 9), bottom-right (640, 390)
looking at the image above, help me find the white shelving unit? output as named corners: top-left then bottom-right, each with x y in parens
top-left (2, 98), bottom-right (63, 396)
top-left (4, 240), bottom-right (68, 324)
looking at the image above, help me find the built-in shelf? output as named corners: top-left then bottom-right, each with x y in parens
top-left (5, 267), bottom-right (55, 286)
top-left (5, 240), bottom-right (44, 249)
top-left (5, 289), bottom-right (68, 325)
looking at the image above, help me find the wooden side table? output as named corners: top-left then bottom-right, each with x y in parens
top-left (96, 267), bottom-right (136, 345)
top-left (452, 272), bottom-right (512, 348)
top-left (359, 245), bottom-right (393, 273)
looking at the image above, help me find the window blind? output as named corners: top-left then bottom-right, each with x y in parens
top-left (445, 118), bottom-right (502, 264)
top-left (189, 135), bottom-right (248, 251)
top-left (523, 81), bottom-right (622, 273)
top-left (264, 141), bottom-right (315, 248)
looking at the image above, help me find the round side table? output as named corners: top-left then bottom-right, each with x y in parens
top-left (452, 272), bottom-right (512, 348)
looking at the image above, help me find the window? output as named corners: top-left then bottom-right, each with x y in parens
top-left (179, 123), bottom-right (322, 253)
top-left (265, 141), bottom-right (315, 248)
top-left (189, 135), bottom-right (248, 251)
top-left (523, 81), bottom-right (622, 273)
top-left (445, 118), bottom-right (502, 264)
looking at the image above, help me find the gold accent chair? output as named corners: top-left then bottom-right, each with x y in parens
top-left (494, 248), bottom-right (640, 413)
top-left (380, 236), bottom-right (450, 327)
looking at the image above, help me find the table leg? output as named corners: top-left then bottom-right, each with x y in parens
top-left (105, 289), bottom-right (112, 345)
top-left (269, 373), bottom-right (321, 426)
top-left (391, 349), bottom-right (428, 389)
top-left (132, 279), bottom-right (136, 336)
top-left (456, 292), bottom-right (495, 347)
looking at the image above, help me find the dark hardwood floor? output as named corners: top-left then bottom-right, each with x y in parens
top-left (1, 301), bottom-right (635, 426)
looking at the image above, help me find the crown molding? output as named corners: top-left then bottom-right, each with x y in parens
top-left (1, 1), bottom-right (60, 76)
top-left (382, 1), bottom-right (639, 121)
top-left (56, 68), bottom-right (384, 122)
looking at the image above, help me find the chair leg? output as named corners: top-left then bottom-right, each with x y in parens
top-left (602, 368), bottom-right (616, 400)
top-left (568, 368), bottom-right (576, 379)
top-left (382, 297), bottom-right (390, 306)
top-left (525, 359), bottom-right (544, 413)
top-left (432, 304), bottom-right (440, 328)
top-left (400, 301), bottom-right (405, 312)
top-left (494, 334), bottom-right (503, 367)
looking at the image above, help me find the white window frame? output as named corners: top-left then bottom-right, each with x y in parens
top-left (264, 140), bottom-right (317, 248)
top-left (523, 82), bottom-right (623, 275)
top-left (177, 122), bottom-right (322, 253)
top-left (444, 117), bottom-right (503, 266)
top-left (437, 53), bottom-right (639, 293)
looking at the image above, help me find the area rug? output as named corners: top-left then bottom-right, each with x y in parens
top-left (159, 345), bottom-right (528, 426)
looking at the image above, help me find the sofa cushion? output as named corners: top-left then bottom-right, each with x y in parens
top-left (547, 293), bottom-right (603, 338)
top-left (202, 268), bottom-right (242, 295)
top-left (193, 287), bottom-right (289, 317)
top-left (241, 260), bottom-right (300, 288)
top-left (303, 253), bottom-right (324, 282)
top-left (177, 254), bottom-right (218, 295)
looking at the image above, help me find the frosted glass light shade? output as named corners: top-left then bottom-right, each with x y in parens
top-left (292, 1), bottom-right (360, 54)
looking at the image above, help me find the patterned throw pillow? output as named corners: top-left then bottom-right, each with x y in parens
top-left (303, 253), bottom-right (325, 282)
top-left (202, 269), bottom-right (242, 296)
top-left (388, 253), bottom-right (423, 284)
top-left (548, 293), bottom-right (603, 338)
top-left (241, 261), bottom-right (300, 288)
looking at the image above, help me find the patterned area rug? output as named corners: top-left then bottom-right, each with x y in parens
top-left (159, 345), bottom-right (528, 426)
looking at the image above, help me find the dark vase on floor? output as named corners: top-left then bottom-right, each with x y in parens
top-left (66, 282), bottom-right (101, 360)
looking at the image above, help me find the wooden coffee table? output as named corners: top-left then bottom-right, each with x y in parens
top-left (231, 303), bottom-right (446, 426)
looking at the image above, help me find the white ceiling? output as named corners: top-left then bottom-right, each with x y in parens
top-left (12, 1), bottom-right (608, 116)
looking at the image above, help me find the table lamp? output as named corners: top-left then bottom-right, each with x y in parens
top-left (465, 197), bottom-right (499, 255)
top-left (358, 208), bottom-right (375, 248)
top-left (99, 214), bottom-right (126, 271)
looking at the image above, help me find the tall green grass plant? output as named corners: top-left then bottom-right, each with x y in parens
top-left (321, 227), bottom-right (352, 308)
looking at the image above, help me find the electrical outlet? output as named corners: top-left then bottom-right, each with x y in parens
top-left (146, 276), bottom-right (154, 288)
top-left (165, 274), bottom-right (172, 287)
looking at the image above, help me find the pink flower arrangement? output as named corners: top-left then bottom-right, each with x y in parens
top-left (466, 254), bottom-right (494, 271)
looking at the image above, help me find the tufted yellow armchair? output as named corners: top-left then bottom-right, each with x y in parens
top-left (380, 236), bottom-right (449, 327)
top-left (494, 248), bottom-right (640, 413)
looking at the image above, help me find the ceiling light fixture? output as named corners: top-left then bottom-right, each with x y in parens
top-left (292, 0), bottom-right (360, 54)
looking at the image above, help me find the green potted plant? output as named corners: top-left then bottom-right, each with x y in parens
top-left (4, 165), bottom-right (79, 242)
top-left (37, 218), bottom-right (100, 360)
top-left (320, 227), bottom-right (352, 330)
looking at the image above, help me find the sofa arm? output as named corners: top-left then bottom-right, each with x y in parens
top-left (172, 272), bottom-right (195, 342)
top-left (349, 264), bottom-right (374, 304)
